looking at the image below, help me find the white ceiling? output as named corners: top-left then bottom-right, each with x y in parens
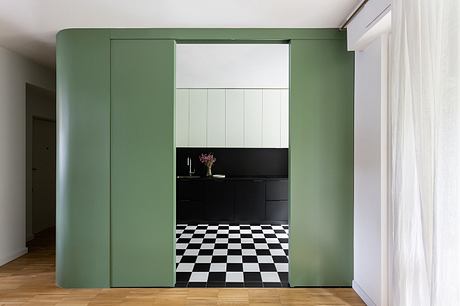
top-left (0, 0), bottom-right (359, 68)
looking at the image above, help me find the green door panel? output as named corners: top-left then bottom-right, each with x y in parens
top-left (289, 39), bottom-right (354, 286)
top-left (56, 29), bottom-right (111, 288)
top-left (110, 39), bottom-right (176, 287)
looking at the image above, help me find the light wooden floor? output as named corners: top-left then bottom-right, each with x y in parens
top-left (0, 229), bottom-right (364, 306)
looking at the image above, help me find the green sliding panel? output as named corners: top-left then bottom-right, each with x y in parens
top-left (111, 40), bottom-right (176, 287)
top-left (56, 30), bottom-right (111, 287)
top-left (289, 39), bottom-right (354, 286)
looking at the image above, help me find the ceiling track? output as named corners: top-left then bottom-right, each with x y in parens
top-left (339, 0), bottom-right (369, 31)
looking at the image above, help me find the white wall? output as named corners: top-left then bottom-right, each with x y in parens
top-left (0, 46), bottom-right (55, 266)
top-left (176, 44), bottom-right (289, 88)
top-left (353, 36), bottom-right (388, 306)
top-left (347, 1), bottom-right (392, 304)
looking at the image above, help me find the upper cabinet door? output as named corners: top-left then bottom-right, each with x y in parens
top-left (262, 89), bottom-right (282, 148)
top-left (244, 89), bottom-right (263, 147)
top-left (226, 89), bottom-right (244, 147)
top-left (175, 89), bottom-right (189, 147)
top-left (280, 89), bottom-right (289, 148)
top-left (175, 88), bottom-right (289, 148)
top-left (207, 89), bottom-right (226, 147)
top-left (189, 89), bottom-right (207, 147)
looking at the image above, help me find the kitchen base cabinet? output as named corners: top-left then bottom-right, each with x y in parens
top-left (177, 200), bottom-right (204, 222)
top-left (176, 178), bottom-right (288, 223)
top-left (204, 181), bottom-right (234, 221)
top-left (177, 180), bottom-right (204, 223)
top-left (266, 180), bottom-right (288, 201)
top-left (265, 180), bottom-right (288, 223)
top-left (234, 181), bottom-right (265, 222)
top-left (266, 200), bottom-right (288, 221)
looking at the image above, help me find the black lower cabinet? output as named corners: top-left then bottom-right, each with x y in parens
top-left (265, 180), bottom-right (288, 222)
top-left (204, 180), bottom-right (234, 221)
top-left (177, 180), bottom-right (204, 222)
top-left (234, 180), bottom-right (265, 222)
top-left (266, 201), bottom-right (288, 221)
top-left (177, 200), bottom-right (203, 221)
top-left (177, 178), bottom-right (288, 223)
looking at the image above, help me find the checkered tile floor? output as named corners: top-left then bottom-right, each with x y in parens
top-left (176, 224), bottom-right (289, 288)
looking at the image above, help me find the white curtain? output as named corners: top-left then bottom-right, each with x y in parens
top-left (390, 0), bottom-right (460, 305)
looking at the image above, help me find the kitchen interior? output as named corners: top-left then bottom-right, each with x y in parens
top-left (175, 43), bottom-right (289, 288)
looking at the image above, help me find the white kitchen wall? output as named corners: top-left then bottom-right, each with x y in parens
top-left (176, 88), bottom-right (289, 148)
top-left (0, 46), bottom-right (55, 266)
top-left (176, 44), bottom-right (289, 89)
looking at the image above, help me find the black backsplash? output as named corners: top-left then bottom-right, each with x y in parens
top-left (176, 148), bottom-right (288, 178)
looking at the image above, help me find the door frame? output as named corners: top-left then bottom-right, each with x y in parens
top-left (173, 40), bottom-right (291, 286)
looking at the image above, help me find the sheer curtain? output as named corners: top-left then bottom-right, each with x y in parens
top-left (390, 0), bottom-right (460, 305)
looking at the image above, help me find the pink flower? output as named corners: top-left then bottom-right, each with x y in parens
top-left (199, 153), bottom-right (216, 167)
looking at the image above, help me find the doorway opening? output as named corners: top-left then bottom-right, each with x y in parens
top-left (174, 43), bottom-right (290, 288)
top-left (26, 84), bottom-right (56, 245)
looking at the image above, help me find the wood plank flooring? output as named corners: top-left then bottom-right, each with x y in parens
top-left (0, 229), bottom-right (364, 305)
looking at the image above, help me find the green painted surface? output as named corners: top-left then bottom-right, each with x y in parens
top-left (108, 28), bottom-right (346, 40)
top-left (110, 40), bottom-right (176, 287)
top-left (56, 28), bottom-right (353, 288)
top-left (289, 39), bottom-right (354, 286)
top-left (56, 30), bottom-right (111, 287)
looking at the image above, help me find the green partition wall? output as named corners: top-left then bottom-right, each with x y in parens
top-left (56, 29), bottom-right (353, 288)
top-left (110, 40), bottom-right (175, 287)
top-left (56, 30), bottom-right (111, 287)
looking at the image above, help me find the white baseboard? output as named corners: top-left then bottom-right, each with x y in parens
top-left (0, 247), bottom-right (28, 267)
top-left (352, 280), bottom-right (377, 306)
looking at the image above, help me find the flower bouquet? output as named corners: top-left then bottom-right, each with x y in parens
top-left (199, 153), bottom-right (217, 177)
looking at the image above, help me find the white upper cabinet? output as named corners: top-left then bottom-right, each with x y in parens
top-left (280, 89), bottom-right (289, 148)
top-left (225, 89), bottom-right (245, 147)
top-left (189, 89), bottom-right (207, 147)
top-left (244, 89), bottom-right (263, 147)
top-left (176, 88), bottom-right (289, 148)
top-left (175, 89), bottom-right (189, 147)
top-left (207, 89), bottom-right (226, 147)
top-left (262, 89), bottom-right (281, 148)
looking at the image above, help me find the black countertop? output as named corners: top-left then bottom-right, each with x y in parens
top-left (177, 175), bottom-right (288, 181)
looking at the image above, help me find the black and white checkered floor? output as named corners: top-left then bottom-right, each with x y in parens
top-left (176, 224), bottom-right (289, 288)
